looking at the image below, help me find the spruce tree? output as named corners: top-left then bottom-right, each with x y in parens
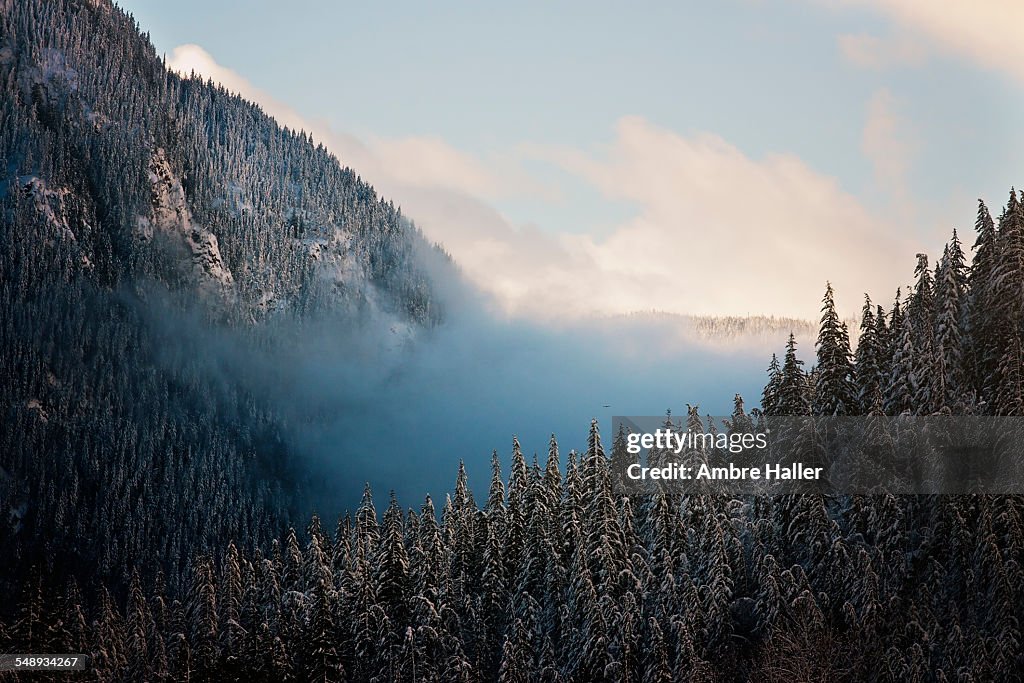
top-left (725, 394), bottom-right (754, 434)
top-left (778, 333), bottom-right (810, 416)
top-left (855, 294), bottom-right (883, 413)
top-left (812, 282), bottom-right (858, 416)
top-left (909, 254), bottom-right (938, 413)
top-left (185, 555), bottom-right (219, 676)
top-left (966, 200), bottom-right (1000, 407)
top-left (884, 313), bottom-right (916, 416)
top-left (761, 353), bottom-right (782, 416)
top-left (374, 493), bottom-right (411, 630)
top-left (991, 190), bottom-right (1024, 414)
top-left (874, 303), bottom-right (890, 382)
top-left (934, 230), bottom-right (968, 410)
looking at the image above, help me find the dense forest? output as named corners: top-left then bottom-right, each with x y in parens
top-left (6, 200), bottom-right (1023, 681)
top-left (2, 0), bottom-right (1023, 681)
top-left (0, 0), bottom-right (447, 604)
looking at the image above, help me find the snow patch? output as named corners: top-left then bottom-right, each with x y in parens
top-left (211, 181), bottom-right (254, 216)
top-left (22, 177), bottom-right (75, 239)
top-left (25, 398), bottom-right (48, 423)
top-left (84, 106), bottom-right (112, 133)
top-left (21, 48), bottom-right (79, 99)
top-left (20, 176), bottom-right (94, 271)
top-left (296, 228), bottom-right (368, 298)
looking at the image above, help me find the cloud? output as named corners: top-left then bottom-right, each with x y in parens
top-left (506, 117), bottom-right (913, 319)
top-left (838, 33), bottom-right (927, 69)
top-left (827, 0), bottom-right (1024, 84)
top-left (365, 135), bottom-right (554, 202)
top-left (167, 44), bottom-right (916, 321)
top-left (861, 88), bottom-right (915, 209)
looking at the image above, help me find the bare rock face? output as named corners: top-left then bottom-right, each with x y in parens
top-left (138, 148), bottom-right (235, 298)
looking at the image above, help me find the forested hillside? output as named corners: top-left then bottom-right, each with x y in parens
top-left (2, 0), bottom-right (1023, 680)
top-left (0, 0), bottom-right (447, 602)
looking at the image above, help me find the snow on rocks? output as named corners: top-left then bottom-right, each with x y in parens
top-left (20, 176), bottom-right (95, 271)
top-left (139, 148), bottom-right (236, 297)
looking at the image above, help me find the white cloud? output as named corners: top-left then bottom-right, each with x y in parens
top-left (838, 33), bottom-right (927, 69)
top-left (506, 117), bottom-right (913, 319)
top-left (364, 135), bottom-right (554, 202)
top-left (828, 0), bottom-right (1024, 83)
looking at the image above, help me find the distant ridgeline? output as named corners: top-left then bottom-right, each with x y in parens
top-left (0, 0), bottom-right (449, 599)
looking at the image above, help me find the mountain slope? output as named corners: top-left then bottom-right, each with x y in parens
top-left (0, 0), bottom-right (450, 595)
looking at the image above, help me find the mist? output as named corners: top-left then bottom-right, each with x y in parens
top-left (261, 293), bottom-right (777, 513)
top-left (305, 313), bottom-right (770, 511)
top-left (134, 261), bottom-right (789, 515)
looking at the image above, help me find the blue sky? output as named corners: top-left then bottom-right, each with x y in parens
top-left (121, 0), bottom-right (1024, 319)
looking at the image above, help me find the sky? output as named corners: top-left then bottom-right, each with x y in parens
top-left (120, 0), bottom-right (1024, 320)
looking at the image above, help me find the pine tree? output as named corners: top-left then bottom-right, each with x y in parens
top-left (761, 353), bottom-right (782, 416)
top-left (219, 540), bottom-right (245, 674)
top-left (966, 200), bottom-right (1000, 407)
top-left (505, 437), bottom-right (530, 584)
top-left (994, 330), bottom-right (1024, 416)
top-left (885, 313), bottom-right (916, 416)
top-left (934, 230), bottom-right (968, 410)
top-left (497, 613), bottom-right (533, 683)
top-left (126, 570), bottom-right (153, 680)
top-left (724, 394), bottom-right (754, 434)
top-left (304, 557), bottom-right (344, 683)
top-left (813, 283), bottom-right (857, 415)
top-left (186, 555), bottom-right (219, 676)
top-left (644, 618), bottom-right (673, 683)
top-left (874, 303), bottom-right (891, 381)
top-left (778, 333), bottom-right (810, 416)
top-left (990, 190), bottom-right (1024, 415)
top-left (855, 294), bottom-right (883, 413)
top-left (909, 254), bottom-right (938, 413)
top-left (374, 493), bottom-right (411, 630)
top-left (610, 422), bottom-right (637, 495)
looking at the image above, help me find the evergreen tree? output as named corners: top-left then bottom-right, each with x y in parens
top-left (777, 333), bottom-right (810, 416)
top-left (966, 200), bottom-right (1000, 407)
top-left (610, 422), bottom-right (638, 496)
top-left (909, 254), bottom-right (938, 413)
top-left (724, 394), bottom-right (754, 434)
top-left (885, 313), bottom-right (916, 416)
top-left (813, 282), bottom-right (857, 415)
top-left (374, 493), bottom-right (411, 630)
top-left (760, 353), bottom-right (782, 416)
top-left (934, 230), bottom-right (968, 410)
top-left (185, 555), bottom-right (219, 676)
top-left (855, 294), bottom-right (883, 413)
